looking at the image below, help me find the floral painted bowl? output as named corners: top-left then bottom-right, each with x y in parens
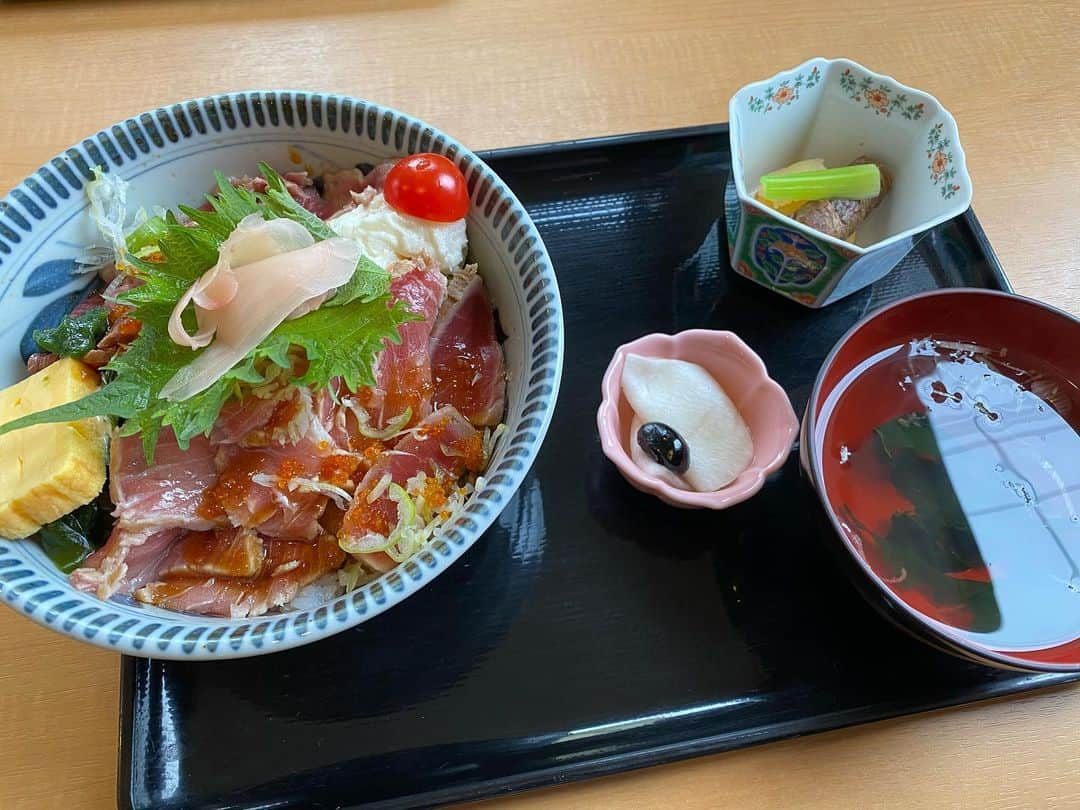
top-left (0, 91), bottom-right (563, 659)
top-left (597, 330), bottom-right (798, 509)
top-left (726, 57), bottom-right (973, 308)
top-left (802, 289), bottom-right (1080, 672)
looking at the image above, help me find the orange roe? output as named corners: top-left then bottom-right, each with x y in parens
top-left (357, 363), bottom-right (433, 430)
top-left (342, 487), bottom-right (394, 537)
top-left (320, 455), bottom-right (361, 487)
top-left (199, 451), bottom-right (275, 523)
top-left (449, 432), bottom-right (486, 472)
top-left (348, 436), bottom-right (386, 472)
top-left (420, 475), bottom-right (451, 511)
top-left (414, 415), bottom-right (450, 442)
top-left (276, 457), bottom-right (307, 490)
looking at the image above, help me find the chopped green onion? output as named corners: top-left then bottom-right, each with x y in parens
top-left (759, 163), bottom-right (881, 202)
top-left (357, 407), bottom-right (412, 440)
top-left (340, 532), bottom-right (392, 555)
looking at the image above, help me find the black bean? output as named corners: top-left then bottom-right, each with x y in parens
top-left (636, 422), bottom-right (689, 474)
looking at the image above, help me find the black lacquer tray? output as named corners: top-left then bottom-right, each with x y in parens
top-left (119, 124), bottom-right (1079, 809)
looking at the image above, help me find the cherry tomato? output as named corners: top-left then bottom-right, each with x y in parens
top-left (383, 153), bottom-right (469, 222)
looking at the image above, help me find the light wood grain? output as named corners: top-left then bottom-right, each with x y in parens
top-left (0, 1), bottom-right (1077, 808)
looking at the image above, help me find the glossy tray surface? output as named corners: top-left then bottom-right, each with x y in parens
top-left (120, 124), bottom-right (1077, 809)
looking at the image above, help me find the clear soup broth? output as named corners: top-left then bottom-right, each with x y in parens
top-left (818, 337), bottom-right (1080, 651)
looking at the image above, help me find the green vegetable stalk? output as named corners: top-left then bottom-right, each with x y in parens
top-left (760, 163), bottom-right (881, 201)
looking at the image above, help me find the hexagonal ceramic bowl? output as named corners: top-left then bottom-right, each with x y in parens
top-left (725, 57), bottom-right (973, 308)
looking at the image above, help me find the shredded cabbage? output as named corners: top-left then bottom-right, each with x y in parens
top-left (338, 560), bottom-right (378, 592)
top-left (341, 473), bottom-right (477, 567)
top-left (86, 167), bottom-right (145, 265)
top-left (482, 423), bottom-right (507, 461)
top-left (337, 427), bottom-right (500, 574)
top-left (251, 471), bottom-right (354, 509)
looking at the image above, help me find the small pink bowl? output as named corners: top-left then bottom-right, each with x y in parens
top-left (597, 330), bottom-right (798, 509)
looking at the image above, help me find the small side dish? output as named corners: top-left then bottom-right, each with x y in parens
top-left (598, 330), bottom-right (798, 510)
top-left (0, 155), bottom-right (507, 618)
top-left (728, 57), bottom-right (973, 308)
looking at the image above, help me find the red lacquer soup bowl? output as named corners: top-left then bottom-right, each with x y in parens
top-left (802, 289), bottom-right (1080, 672)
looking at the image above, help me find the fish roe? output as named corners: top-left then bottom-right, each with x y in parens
top-left (320, 454), bottom-right (361, 487)
top-left (449, 432), bottom-right (486, 472)
top-left (419, 475), bottom-right (452, 511)
top-left (199, 451), bottom-right (275, 523)
top-left (357, 363), bottom-right (434, 430)
top-left (342, 488), bottom-right (394, 537)
top-left (276, 457), bottom-right (307, 489)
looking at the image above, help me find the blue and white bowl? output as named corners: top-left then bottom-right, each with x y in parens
top-left (0, 91), bottom-right (563, 659)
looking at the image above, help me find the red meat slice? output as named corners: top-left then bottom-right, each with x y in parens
top-left (110, 429), bottom-right (222, 532)
top-left (133, 533), bottom-right (345, 618)
top-left (428, 274), bottom-right (506, 426)
top-left (200, 389), bottom-right (345, 540)
top-left (319, 167), bottom-right (366, 215)
top-left (353, 260), bottom-right (446, 429)
top-left (338, 406), bottom-right (484, 571)
top-left (155, 527), bottom-right (265, 579)
top-left (70, 526), bottom-right (184, 599)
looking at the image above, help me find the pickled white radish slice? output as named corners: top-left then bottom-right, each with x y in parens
top-left (621, 354), bottom-right (753, 491)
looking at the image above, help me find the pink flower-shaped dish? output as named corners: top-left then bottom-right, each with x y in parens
top-left (598, 330), bottom-right (798, 509)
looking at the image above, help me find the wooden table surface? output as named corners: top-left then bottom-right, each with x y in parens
top-left (0, 1), bottom-right (1077, 807)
